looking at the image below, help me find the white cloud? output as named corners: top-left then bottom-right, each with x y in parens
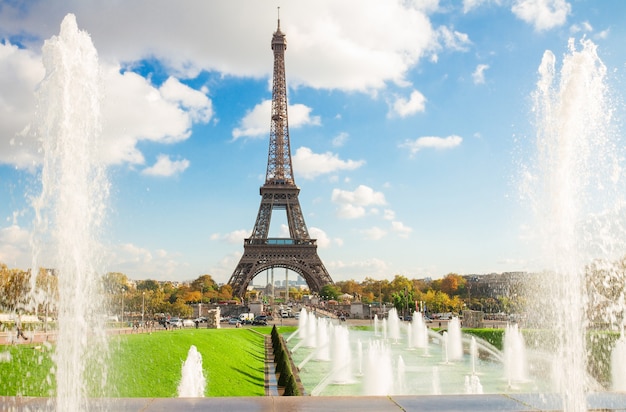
top-left (511, 0), bottom-right (571, 32)
top-left (159, 77), bottom-right (213, 123)
top-left (388, 90), bottom-right (427, 118)
top-left (332, 185), bottom-right (387, 219)
top-left (472, 64), bottom-right (490, 84)
top-left (0, 42), bottom-right (45, 170)
top-left (141, 154), bottom-right (190, 177)
top-left (327, 257), bottom-right (388, 280)
top-left (435, 26), bottom-right (472, 52)
top-left (293, 147), bottom-right (364, 179)
top-left (0, 1), bottom-right (457, 93)
top-left (0, 55), bottom-right (213, 170)
top-left (332, 132), bottom-right (349, 147)
top-left (210, 229), bottom-right (250, 244)
top-left (400, 135), bottom-right (463, 157)
top-left (107, 242), bottom-right (188, 281)
top-left (463, 0), bottom-right (502, 13)
top-left (309, 227), bottom-right (331, 248)
top-left (0, 224), bottom-right (32, 268)
top-left (391, 221), bottom-right (413, 238)
top-left (232, 100), bottom-right (320, 140)
top-left (570, 21), bottom-right (592, 34)
top-left (383, 209), bottom-right (396, 221)
top-left (101, 65), bottom-right (212, 166)
top-left (336, 204), bottom-right (367, 219)
top-left (361, 226), bottom-right (387, 240)
top-left (331, 185), bottom-right (387, 207)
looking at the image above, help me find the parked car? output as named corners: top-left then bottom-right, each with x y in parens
top-left (228, 317), bottom-right (240, 325)
top-left (252, 316), bottom-right (268, 326)
top-left (168, 317), bottom-right (183, 328)
top-left (182, 318), bottom-right (195, 328)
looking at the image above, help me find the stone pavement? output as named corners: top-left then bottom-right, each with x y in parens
top-left (2, 392), bottom-right (626, 411)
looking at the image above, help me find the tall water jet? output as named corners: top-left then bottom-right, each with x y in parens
top-left (362, 341), bottom-right (393, 395)
top-left (503, 323), bottom-right (527, 385)
top-left (32, 14), bottom-right (109, 410)
top-left (524, 37), bottom-right (625, 411)
top-left (611, 334), bottom-right (626, 391)
top-left (387, 308), bottom-right (401, 343)
top-left (177, 346), bottom-right (206, 397)
top-left (331, 325), bottom-right (352, 383)
top-left (446, 317), bottom-right (463, 361)
top-left (412, 311), bottom-right (429, 349)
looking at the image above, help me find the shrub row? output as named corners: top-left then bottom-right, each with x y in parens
top-left (271, 325), bottom-right (300, 396)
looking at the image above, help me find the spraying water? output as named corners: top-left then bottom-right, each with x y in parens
top-left (503, 323), bottom-right (527, 385)
top-left (524, 38), bottom-right (625, 411)
top-left (177, 346), bottom-right (206, 397)
top-left (32, 13), bottom-right (109, 410)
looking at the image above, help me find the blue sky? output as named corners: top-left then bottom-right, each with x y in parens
top-left (0, 0), bottom-right (625, 284)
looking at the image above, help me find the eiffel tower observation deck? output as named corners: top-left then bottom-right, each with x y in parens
top-left (228, 15), bottom-right (334, 298)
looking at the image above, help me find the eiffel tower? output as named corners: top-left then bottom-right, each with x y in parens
top-left (228, 16), bottom-right (333, 298)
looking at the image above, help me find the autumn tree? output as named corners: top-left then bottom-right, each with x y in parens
top-left (0, 264), bottom-right (32, 312)
top-left (440, 273), bottom-right (466, 296)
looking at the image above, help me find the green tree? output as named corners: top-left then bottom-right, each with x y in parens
top-left (319, 284), bottom-right (340, 300)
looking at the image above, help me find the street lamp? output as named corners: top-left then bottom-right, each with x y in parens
top-left (142, 291), bottom-right (145, 326)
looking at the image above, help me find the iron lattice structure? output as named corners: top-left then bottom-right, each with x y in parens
top-left (228, 18), bottom-right (333, 298)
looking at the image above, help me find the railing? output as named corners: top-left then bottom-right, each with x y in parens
top-left (245, 238), bottom-right (316, 246)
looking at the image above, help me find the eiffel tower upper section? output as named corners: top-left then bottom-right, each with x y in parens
top-left (227, 16), bottom-right (333, 297)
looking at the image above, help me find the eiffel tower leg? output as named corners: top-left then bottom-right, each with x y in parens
top-left (228, 242), bottom-right (333, 298)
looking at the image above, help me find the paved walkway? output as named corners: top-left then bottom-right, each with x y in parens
top-left (2, 392), bottom-right (626, 411)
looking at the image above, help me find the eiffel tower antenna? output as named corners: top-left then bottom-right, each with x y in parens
top-left (228, 17), bottom-right (333, 299)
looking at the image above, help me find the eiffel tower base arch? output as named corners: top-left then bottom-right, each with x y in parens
top-left (228, 241), bottom-right (333, 298)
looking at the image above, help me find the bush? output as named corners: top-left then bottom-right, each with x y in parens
top-left (277, 354), bottom-right (292, 387)
top-left (283, 374), bottom-right (300, 396)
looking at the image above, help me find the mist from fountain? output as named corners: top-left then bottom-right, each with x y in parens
top-left (363, 340), bottom-right (393, 396)
top-left (331, 325), bottom-right (353, 383)
top-left (290, 308), bottom-right (548, 396)
top-left (177, 346), bottom-right (206, 397)
top-left (503, 323), bottom-right (527, 385)
top-left (411, 311), bottom-right (429, 349)
top-left (525, 37), bottom-right (625, 411)
top-left (387, 308), bottom-right (401, 343)
top-left (611, 334), bottom-right (626, 391)
top-left (31, 14), bottom-right (110, 410)
top-left (446, 318), bottom-right (463, 361)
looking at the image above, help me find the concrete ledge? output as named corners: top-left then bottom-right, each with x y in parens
top-left (2, 393), bottom-right (626, 412)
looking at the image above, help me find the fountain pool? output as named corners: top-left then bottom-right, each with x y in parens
top-left (289, 308), bottom-right (546, 396)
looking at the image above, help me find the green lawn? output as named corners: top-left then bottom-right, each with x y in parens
top-left (0, 327), bottom-right (272, 397)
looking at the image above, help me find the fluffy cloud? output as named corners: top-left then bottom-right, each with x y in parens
top-left (106, 243), bottom-right (188, 281)
top-left (293, 147), bottom-right (364, 179)
top-left (472, 64), bottom-right (489, 84)
top-left (232, 100), bottom-right (321, 140)
top-left (388, 90), bottom-right (426, 118)
top-left (0, 54), bottom-right (213, 170)
top-left (101, 67), bottom-right (212, 166)
top-left (141, 154), bottom-right (190, 177)
top-left (210, 229), bottom-right (250, 244)
top-left (0, 224), bottom-right (32, 268)
top-left (331, 185), bottom-right (386, 219)
top-left (511, 0), bottom-right (571, 31)
top-left (0, 1), bottom-right (468, 93)
top-left (463, 0), bottom-right (502, 13)
top-left (400, 135), bottom-right (463, 157)
top-left (309, 227), bottom-right (332, 248)
top-left (391, 221), bottom-right (413, 238)
top-left (361, 226), bottom-right (387, 240)
top-left (0, 42), bottom-right (45, 170)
